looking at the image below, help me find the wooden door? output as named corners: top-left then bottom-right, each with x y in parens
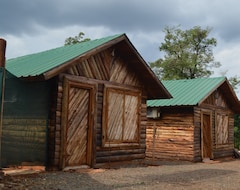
top-left (61, 76), bottom-right (96, 169)
top-left (201, 112), bottom-right (213, 159)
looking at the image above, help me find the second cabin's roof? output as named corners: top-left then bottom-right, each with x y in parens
top-left (148, 77), bottom-right (240, 113)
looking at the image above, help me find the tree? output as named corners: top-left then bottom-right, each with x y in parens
top-left (234, 114), bottom-right (240, 149)
top-left (150, 26), bottom-right (221, 80)
top-left (229, 76), bottom-right (240, 91)
top-left (229, 76), bottom-right (240, 149)
top-left (150, 25), bottom-right (240, 149)
top-left (64, 32), bottom-right (90, 46)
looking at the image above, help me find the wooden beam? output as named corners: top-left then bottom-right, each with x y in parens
top-left (43, 36), bottom-right (126, 80)
top-left (0, 38), bottom-right (6, 169)
top-left (0, 39), bottom-right (6, 68)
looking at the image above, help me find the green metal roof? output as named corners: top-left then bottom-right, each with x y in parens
top-left (6, 34), bottom-right (123, 77)
top-left (147, 77), bottom-right (226, 107)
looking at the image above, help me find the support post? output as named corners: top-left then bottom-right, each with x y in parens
top-left (0, 39), bottom-right (6, 171)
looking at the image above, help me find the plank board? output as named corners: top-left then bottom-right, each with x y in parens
top-left (202, 113), bottom-right (212, 159)
top-left (65, 87), bottom-right (89, 166)
top-left (61, 76), bottom-right (97, 168)
top-left (216, 113), bottom-right (229, 145)
top-left (103, 86), bottom-right (140, 145)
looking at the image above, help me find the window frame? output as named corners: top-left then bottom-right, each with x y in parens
top-left (215, 111), bottom-right (229, 145)
top-left (102, 84), bottom-right (141, 147)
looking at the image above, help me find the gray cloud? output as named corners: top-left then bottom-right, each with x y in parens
top-left (1, 0), bottom-right (240, 83)
top-left (1, 0), bottom-right (193, 35)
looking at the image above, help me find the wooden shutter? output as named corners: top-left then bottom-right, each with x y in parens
top-left (123, 94), bottom-right (138, 141)
top-left (107, 91), bottom-right (124, 141)
top-left (103, 85), bottom-right (140, 147)
top-left (216, 113), bottom-right (229, 145)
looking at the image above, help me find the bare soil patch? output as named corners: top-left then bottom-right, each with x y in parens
top-left (1, 158), bottom-right (240, 189)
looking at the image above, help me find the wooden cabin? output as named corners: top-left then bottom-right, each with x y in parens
top-left (146, 77), bottom-right (240, 162)
top-left (1, 34), bottom-right (171, 169)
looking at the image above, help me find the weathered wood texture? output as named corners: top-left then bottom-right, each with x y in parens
top-left (201, 112), bottom-right (212, 159)
top-left (200, 89), bottom-right (235, 159)
top-left (64, 87), bottom-right (89, 167)
top-left (102, 86), bottom-right (140, 145)
top-left (146, 112), bottom-right (195, 161)
top-left (0, 38), bottom-right (6, 67)
top-left (202, 90), bottom-right (228, 108)
top-left (65, 49), bottom-right (141, 87)
top-left (49, 47), bottom-right (147, 169)
top-left (146, 89), bottom-right (235, 162)
top-left (192, 107), bottom-right (203, 161)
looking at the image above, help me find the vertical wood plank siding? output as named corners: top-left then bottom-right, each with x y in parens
top-left (49, 47), bottom-right (147, 169)
top-left (201, 90), bottom-right (234, 159)
top-left (193, 107), bottom-right (202, 161)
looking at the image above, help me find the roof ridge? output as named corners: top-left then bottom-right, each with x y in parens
top-left (6, 33), bottom-right (125, 77)
top-left (148, 76), bottom-right (227, 107)
top-left (7, 33), bottom-right (124, 61)
top-left (162, 76), bottom-right (226, 82)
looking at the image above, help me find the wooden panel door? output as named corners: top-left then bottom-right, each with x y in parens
top-left (61, 76), bottom-right (96, 169)
top-left (201, 112), bottom-right (213, 159)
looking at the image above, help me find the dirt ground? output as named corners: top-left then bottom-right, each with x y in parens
top-left (1, 158), bottom-right (240, 190)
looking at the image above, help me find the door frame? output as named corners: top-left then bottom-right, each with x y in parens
top-left (60, 75), bottom-right (97, 169)
top-left (201, 110), bottom-right (213, 160)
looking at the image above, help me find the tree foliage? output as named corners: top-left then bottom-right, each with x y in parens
top-left (64, 32), bottom-right (90, 46)
top-left (230, 76), bottom-right (240, 149)
top-left (234, 114), bottom-right (240, 149)
top-left (150, 26), bottom-right (221, 80)
top-left (150, 25), bottom-right (240, 149)
top-left (229, 76), bottom-right (240, 91)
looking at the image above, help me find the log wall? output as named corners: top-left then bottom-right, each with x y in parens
top-left (146, 105), bottom-right (235, 162)
top-left (195, 106), bottom-right (235, 160)
top-left (48, 47), bottom-right (147, 169)
top-left (146, 89), bottom-right (235, 163)
top-left (146, 110), bottom-right (195, 161)
top-left (192, 107), bottom-right (202, 161)
top-left (199, 89), bottom-right (234, 159)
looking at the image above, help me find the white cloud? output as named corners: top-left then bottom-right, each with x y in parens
top-left (4, 24), bottom-right (115, 59)
top-left (1, 0), bottom-right (240, 98)
top-left (214, 43), bottom-right (240, 78)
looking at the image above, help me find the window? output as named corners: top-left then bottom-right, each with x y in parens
top-left (102, 85), bottom-right (141, 147)
top-left (215, 112), bottom-right (229, 145)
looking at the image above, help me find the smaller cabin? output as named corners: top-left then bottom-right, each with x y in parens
top-left (146, 77), bottom-right (240, 162)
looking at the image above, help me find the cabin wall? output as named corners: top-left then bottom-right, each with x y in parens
top-left (194, 106), bottom-right (234, 160)
top-left (195, 90), bottom-right (235, 160)
top-left (146, 89), bottom-right (235, 163)
top-left (48, 47), bottom-right (147, 169)
top-left (94, 84), bottom-right (147, 166)
top-left (146, 107), bottom-right (195, 161)
top-left (192, 107), bottom-right (202, 161)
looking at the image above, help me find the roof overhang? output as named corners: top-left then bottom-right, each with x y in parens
top-left (199, 78), bottom-right (240, 113)
top-left (42, 34), bottom-right (172, 99)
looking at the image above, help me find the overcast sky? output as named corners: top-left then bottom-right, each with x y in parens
top-left (1, 0), bottom-right (240, 96)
